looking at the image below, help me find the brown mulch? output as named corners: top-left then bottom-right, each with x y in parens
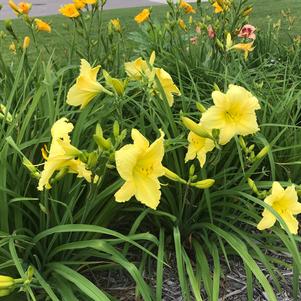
top-left (85, 253), bottom-right (298, 301)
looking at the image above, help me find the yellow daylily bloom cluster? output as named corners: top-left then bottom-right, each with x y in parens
top-left (38, 118), bottom-right (92, 191)
top-left (125, 52), bottom-right (181, 106)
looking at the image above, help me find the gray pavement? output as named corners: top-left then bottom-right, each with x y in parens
top-left (0, 0), bottom-right (198, 20)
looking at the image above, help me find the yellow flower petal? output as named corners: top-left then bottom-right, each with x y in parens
top-left (257, 209), bottom-right (276, 230)
top-left (281, 211), bottom-right (299, 234)
top-left (115, 181), bottom-right (136, 202)
top-left (134, 176), bottom-right (161, 209)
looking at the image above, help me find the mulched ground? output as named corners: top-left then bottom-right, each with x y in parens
top-left (86, 253), bottom-right (297, 301)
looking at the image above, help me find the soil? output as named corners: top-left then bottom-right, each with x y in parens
top-left (86, 253), bottom-right (297, 301)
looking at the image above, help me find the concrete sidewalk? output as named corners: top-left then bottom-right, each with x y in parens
top-left (0, 0), bottom-right (197, 20)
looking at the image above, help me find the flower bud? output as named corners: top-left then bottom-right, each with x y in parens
top-left (22, 36), bottom-right (30, 49)
top-left (191, 179), bottom-right (215, 189)
top-left (39, 203), bottom-right (48, 215)
top-left (255, 146), bottom-right (270, 160)
top-left (23, 157), bottom-right (40, 179)
top-left (93, 124), bottom-right (112, 150)
top-left (226, 32), bottom-right (233, 50)
top-left (0, 289), bottom-right (12, 297)
top-left (189, 164), bottom-right (195, 177)
top-left (0, 276), bottom-right (14, 290)
top-left (216, 38), bottom-right (224, 50)
top-left (238, 136), bottom-right (247, 152)
top-left (113, 120), bottom-right (120, 137)
top-left (196, 102), bottom-right (206, 113)
top-left (181, 116), bottom-right (213, 139)
top-left (0, 104), bottom-right (13, 123)
top-left (103, 70), bottom-right (125, 96)
top-left (247, 178), bottom-right (259, 194)
top-left (87, 151), bottom-right (98, 169)
top-left (164, 167), bottom-right (187, 184)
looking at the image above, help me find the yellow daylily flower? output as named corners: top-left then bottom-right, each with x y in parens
top-left (59, 4), bottom-right (80, 18)
top-left (230, 42), bottom-right (255, 60)
top-left (185, 122), bottom-right (215, 167)
top-left (212, 1), bottom-right (223, 13)
top-left (73, 0), bottom-right (86, 9)
top-left (35, 18), bottom-right (51, 33)
top-left (111, 18), bottom-right (121, 32)
top-left (38, 118), bottom-right (92, 191)
top-left (179, 0), bottom-right (196, 14)
top-left (67, 59), bottom-right (112, 109)
top-left (125, 52), bottom-right (180, 106)
top-left (124, 57), bottom-right (149, 80)
top-left (155, 68), bottom-right (181, 107)
top-left (257, 182), bottom-right (301, 234)
top-left (17, 1), bottom-right (31, 14)
top-left (201, 84), bottom-right (260, 145)
top-left (134, 8), bottom-right (150, 24)
top-left (9, 1), bottom-right (32, 15)
top-left (115, 129), bottom-right (165, 210)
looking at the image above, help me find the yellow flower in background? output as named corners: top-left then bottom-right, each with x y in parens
top-left (115, 129), bottom-right (165, 210)
top-left (178, 19), bottom-right (187, 31)
top-left (38, 118), bottom-right (92, 191)
top-left (257, 182), bottom-right (301, 234)
top-left (124, 57), bottom-right (149, 80)
top-left (67, 59), bottom-right (112, 109)
top-left (212, 1), bottom-right (223, 13)
top-left (230, 42), bottom-right (255, 60)
top-left (185, 122), bottom-right (215, 167)
top-left (59, 4), bottom-right (80, 18)
top-left (9, 42), bottom-right (16, 54)
top-left (201, 84), bottom-right (260, 145)
top-left (155, 68), bottom-right (181, 107)
top-left (179, 0), bottom-right (196, 14)
top-left (83, 0), bottom-right (97, 4)
top-left (73, 0), bottom-right (86, 9)
top-left (135, 8), bottom-right (150, 24)
top-left (18, 1), bottom-right (31, 14)
top-left (125, 52), bottom-right (180, 106)
top-left (35, 18), bottom-right (51, 33)
top-left (9, 0), bottom-right (32, 15)
top-left (111, 18), bottom-right (121, 32)
top-left (22, 36), bottom-right (30, 49)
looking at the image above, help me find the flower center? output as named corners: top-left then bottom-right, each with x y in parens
top-left (136, 164), bottom-right (154, 177)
